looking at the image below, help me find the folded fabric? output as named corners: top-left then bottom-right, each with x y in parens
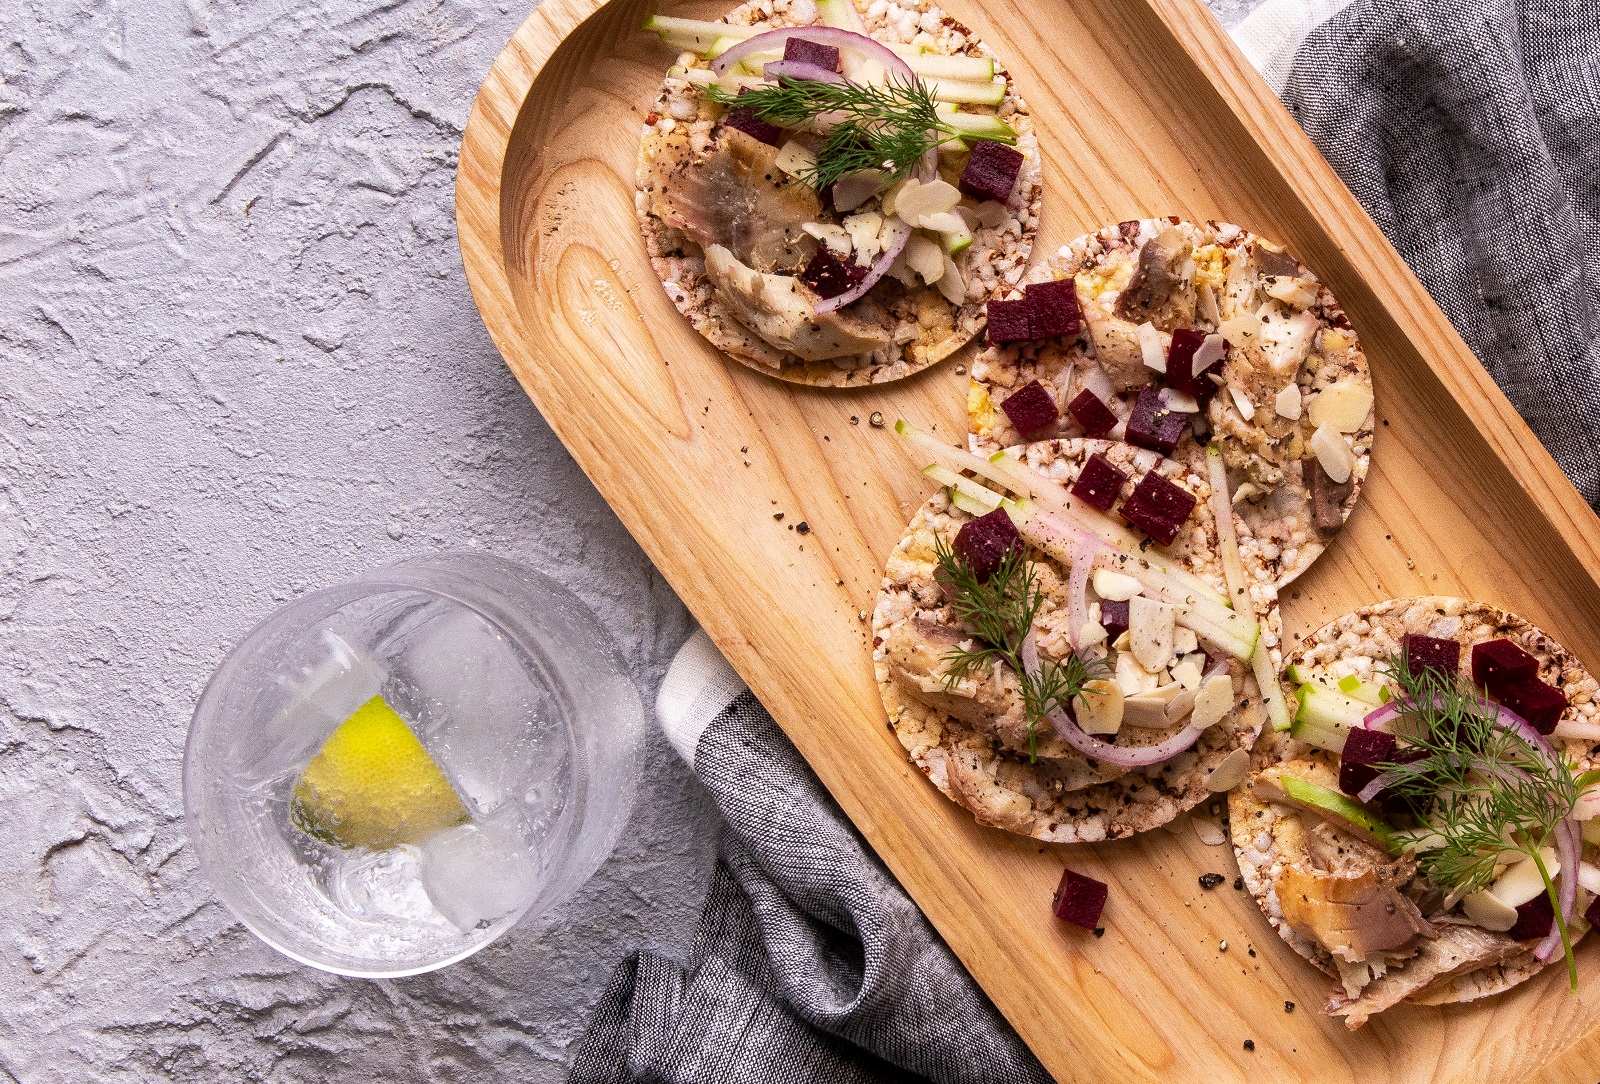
top-left (569, 631), bottom-right (1050, 1084)
top-left (1281, 0), bottom-right (1600, 507)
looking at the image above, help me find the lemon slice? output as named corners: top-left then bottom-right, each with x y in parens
top-left (290, 695), bottom-right (468, 850)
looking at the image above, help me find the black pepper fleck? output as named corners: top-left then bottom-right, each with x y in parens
top-left (1233, 876), bottom-right (1244, 891)
top-left (796, 522), bottom-right (810, 535)
top-left (1284, 1001), bottom-right (1295, 1013)
top-left (850, 415), bottom-right (860, 425)
top-left (1093, 927), bottom-right (1105, 938)
top-left (773, 513), bottom-right (784, 521)
top-left (869, 411), bottom-right (885, 428)
top-left (1198, 873), bottom-right (1225, 890)
top-left (1243, 1040), bottom-right (1255, 1052)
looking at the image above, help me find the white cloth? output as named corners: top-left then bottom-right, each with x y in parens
top-left (1231, 0), bottom-right (1359, 92)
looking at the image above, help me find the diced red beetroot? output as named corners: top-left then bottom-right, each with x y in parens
top-left (1495, 676), bottom-right (1568, 735)
top-left (958, 139), bottom-right (1023, 204)
top-left (1000, 380), bottom-right (1059, 437)
top-left (1587, 893), bottom-right (1600, 930)
top-left (1125, 386), bottom-right (1189, 456)
top-left (1164, 329), bottom-right (1226, 400)
top-left (1070, 453), bottom-right (1127, 512)
top-left (1025, 279), bottom-right (1081, 338)
top-left (1052, 867), bottom-right (1108, 930)
top-left (1067, 390), bottom-right (1118, 438)
top-left (724, 107), bottom-right (783, 147)
top-left (953, 508), bottom-right (1022, 583)
top-left (799, 246), bottom-right (866, 299)
top-left (1472, 639), bottom-right (1539, 694)
top-left (1400, 634), bottom-right (1461, 681)
top-left (1338, 728), bottom-right (1396, 797)
top-left (1375, 747), bottom-right (1431, 816)
top-left (1120, 470), bottom-right (1198, 547)
top-left (1507, 890), bottom-right (1554, 941)
top-left (1100, 599), bottom-right (1129, 643)
top-left (1164, 328), bottom-right (1206, 393)
top-left (782, 36), bottom-right (840, 71)
top-left (986, 298), bottom-right (1034, 344)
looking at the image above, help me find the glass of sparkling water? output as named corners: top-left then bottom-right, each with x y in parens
top-left (183, 554), bottom-right (644, 977)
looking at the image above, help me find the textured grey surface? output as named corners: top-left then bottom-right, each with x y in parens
top-left (0, 2), bottom-right (720, 1080)
top-left (0, 0), bottom-right (1256, 1080)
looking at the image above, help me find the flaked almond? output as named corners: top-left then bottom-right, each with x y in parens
top-left (1307, 379), bottom-right (1375, 433)
top-left (1191, 673), bottom-right (1234, 729)
top-left (1074, 678), bottom-right (1124, 736)
top-left (1274, 384), bottom-right (1302, 420)
top-left (1137, 321), bottom-right (1166, 373)
top-left (1092, 569), bottom-right (1142, 601)
top-left (1309, 423), bottom-right (1354, 484)
top-left (1205, 748), bottom-right (1251, 793)
top-left (1129, 595), bottom-right (1176, 673)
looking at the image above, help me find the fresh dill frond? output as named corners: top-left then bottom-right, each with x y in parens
top-left (704, 75), bottom-right (946, 192)
top-left (932, 536), bottom-right (1107, 761)
top-left (1375, 654), bottom-right (1583, 988)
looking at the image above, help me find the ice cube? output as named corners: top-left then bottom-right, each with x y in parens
top-left (418, 809), bottom-right (543, 933)
top-left (383, 607), bottom-right (567, 817)
top-left (235, 630), bottom-right (388, 786)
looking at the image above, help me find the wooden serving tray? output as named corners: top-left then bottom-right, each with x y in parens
top-left (456, 1), bottom-right (1600, 1079)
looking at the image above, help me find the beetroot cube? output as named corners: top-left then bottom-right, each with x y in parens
top-left (1052, 867), bottom-right (1108, 930)
top-left (986, 298), bottom-right (1034, 344)
top-left (1121, 470), bottom-right (1197, 547)
top-left (1375, 747), bottom-right (1432, 816)
top-left (724, 107), bottom-right (783, 147)
top-left (1495, 676), bottom-right (1568, 734)
top-left (1125, 386), bottom-right (1189, 456)
top-left (1508, 890), bottom-right (1554, 941)
top-left (1000, 380), bottom-right (1059, 437)
top-left (1587, 893), bottom-right (1600, 930)
top-left (1067, 390), bottom-right (1118, 438)
top-left (1100, 599), bottom-right (1130, 642)
top-left (1164, 328), bottom-right (1206, 393)
top-left (1025, 278), bottom-right (1081, 338)
top-left (799, 246), bottom-right (866, 299)
top-left (1400, 634), bottom-right (1461, 681)
top-left (1071, 452), bottom-right (1127, 512)
top-left (782, 36), bottom-right (840, 71)
top-left (958, 139), bottom-right (1023, 203)
top-left (1338, 727), bottom-right (1396, 798)
top-left (1472, 639), bottom-right (1539, 694)
top-left (953, 508), bottom-right (1022, 583)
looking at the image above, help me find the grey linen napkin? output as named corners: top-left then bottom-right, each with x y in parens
top-left (569, 632), bottom-right (1051, 1084)
top-left (1282, 0), bottom-right (1600, 506)
top-left (571, 2), bottom-right (1600, 1079)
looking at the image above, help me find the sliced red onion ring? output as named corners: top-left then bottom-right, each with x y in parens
top-left (1021, 629), bottom-right (1204, 767)
top-left (813, 218), bottom-right (910, 314)
top-left (1356, 768), bottom-right (1403, 805)
top-left (1065, 535), bottom-right (1105, 652)
top-left (1362, 700), bottom-right (1401, 731)
top-left (712, 26), bottom-right (914, 81)
top-left (1535, 816), bottom-right (1580, 962)
top-left (763, 60), bottom-right (845, 84)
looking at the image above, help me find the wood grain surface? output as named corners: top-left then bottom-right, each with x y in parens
top-left (456, 0), bottom-right (1600, 1079)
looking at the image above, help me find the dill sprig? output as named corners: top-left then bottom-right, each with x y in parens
top-left (932, 536), bottom-right (1107, 761)
top-left (704, 75), bottom-right (946, 192)
top-left (1375, 654), bottom-right (1585, 989)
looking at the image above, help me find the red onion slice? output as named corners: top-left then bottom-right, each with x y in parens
top-left (763, 59), bottom-right (846, 84)
top-left (1535, 816), bottom-right (1580, 962)
top-left (712, 26), bottom-right (915, 81)
top-left (1066, 535), bottom-right (1104, 652)
top-left (812, 218), bottom-right (910, 314)
top-left (1021, 629), bottom-right (1204, 767)
top-left (1362, 700), bottom-right (1401, 731)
